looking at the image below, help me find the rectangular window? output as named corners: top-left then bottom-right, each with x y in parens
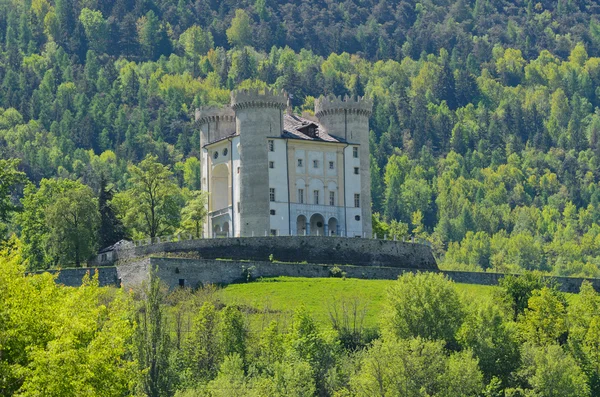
top-left (298, 189), bottom-right (304, 204)
top-left (353, 147), bottom-right (358, 158)
top-left (329, 191), bottom-right (335, 206)
top-left (268, 140), bottom-right (274, 152)
top-left (314, 190), bottom-right (320, 205)
top-left (237, 202), bottom-right (240, 213)
top-left (237, 167), bottom-right (240, 174)
top-left (270, 209), bottom-right (276, 215)
top-left (313, 160), bottom-right (319, 168)
top-left (270, 229), bottom-right (277, 236)
top-left (354, 193), bottom-right (360, 208)
top-left (270, 188), bottom-right (275, 202)
top-left (179, 279), bottom-right (185, 287)
top-left (329, 161), bottom-right (334, 169)
top-left (354, 167), bottom-right (359, 175)
top-left (297, 158), bottom-right (303, 167)
top-left (269, 161), bottom-right (274, 169)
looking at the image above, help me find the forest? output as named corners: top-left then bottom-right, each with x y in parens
top-left (2, 0), bottom-right (600, 395)
top-left (1, 241), bottom-right (598, 397)
top-left (1, 0), bottom-right (600, 275)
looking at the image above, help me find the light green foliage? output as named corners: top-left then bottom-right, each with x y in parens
top-left (226, 10), bottom-right (252, 47)
top-left (351, 337), bottom-right (483, 396)
top-left (513, 343), bottom-right (591, 397)
top-left (79, 8), bottom-right (107, 52)
top-left (0, 239), bottom-right (136, 396)
top-left (19, 178), bottom-right (100, 269)
top-left (498, 272), bottom-right (547, 320)
top-left (179, 26), bottom-right (214, 58)
top-left (114, 155), bottom-right (183, 239)
top-left (519, 287), bottom-right (568, 346)
top-left (568, 281), bottom-right (600, 394)
top-left (220, 305), bottom-right (248, 364)
top-left (135, 271), bottom-right (174, 397)
top-left (458, 300), bottom-right (520, 382)
top-left (179, 190), bottom-right (208, 238)
top-left (381, 272), bottom-right (464, 345)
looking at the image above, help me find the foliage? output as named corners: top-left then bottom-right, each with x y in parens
top-left (381, 272), bottom-right (464, 346)
top-left (115, 155), bottom-right (183, 239)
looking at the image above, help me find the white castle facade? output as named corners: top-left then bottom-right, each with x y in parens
top-left (196, 89), bottom-right (373, 238)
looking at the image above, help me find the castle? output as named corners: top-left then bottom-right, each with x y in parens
top-left (196, 89), bottom-right (373, 238)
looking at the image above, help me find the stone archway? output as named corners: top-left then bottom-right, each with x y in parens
top-left (310, 213), bottom-right (325, 236)
top-left (328, 217), bottom-right (338, 236)
top-left (297, 215), bottom-right (307, 236)
top-left (223, 222), bottom-right (230, 237)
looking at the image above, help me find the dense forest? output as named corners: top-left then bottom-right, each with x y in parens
top-left (2, 0), bottom-right (600, 275)
top-left (1, 242), bottom-right (598, 397)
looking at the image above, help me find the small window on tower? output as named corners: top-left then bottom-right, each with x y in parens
top-left (354, 167), bottom-right (359, 175)
top-left (270, 209), bottom-right (276, 215)
top-left (270, 188), bottom-right (276, 202)
top-left (268, 140), bottom-right (274, 151)
top-left (269, 161), bottom-right (275, 169)
top-left (354, 194), bottom-right (360, 208)
top-left (353, 147), bottom-right (358, 158)
top-left (237, 167), bottom-right (240, 174)
top-left (237, 202), bottom-right (240, 213)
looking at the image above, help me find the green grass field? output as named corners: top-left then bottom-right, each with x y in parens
top-left (218, 277), bottom-right (498, 329)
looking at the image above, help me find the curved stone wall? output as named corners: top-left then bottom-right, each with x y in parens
top-left (115, 236), bottom-right (438, 270)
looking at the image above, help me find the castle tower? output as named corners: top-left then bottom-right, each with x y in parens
top-left (196, 106), bottom-right (236, 153)
top-left (315, 95), bottom-right (373, 237)
top-left (232, 89), bottom-right (288, 237)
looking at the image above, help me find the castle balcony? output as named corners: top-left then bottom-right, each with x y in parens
top-left (209, 206), bottom-right (233, 237)
top-left (289, 203), bottom-right (348, 237)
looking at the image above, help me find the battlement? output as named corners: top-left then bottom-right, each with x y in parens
top-left (315, 95), bottom-right (373, 118)
top-left (195, 105), bottom-right (235, 125)
top-left (231, 88), bottom-right (288, 111)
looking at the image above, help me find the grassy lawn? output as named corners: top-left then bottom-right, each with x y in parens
top-left (218, 277), bottom-right (498, 329)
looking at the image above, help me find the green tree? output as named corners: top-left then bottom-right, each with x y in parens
top-left (115, 155), bottom-right (182, 239)
top-left (513, 343), bottom-right (590, 397)
top-left (0, 158), bottom-right (26, 226)
top-left (520, 287), bottom-right (568, 346)
top-left (179, 190), bottom-right (208, 239)
top-left (227, 9), bottom-right (253, 47)
top-left (135, 271), bottom-right (174, 397)
top-left (45, 182), bottom-right (100, 267)
top-left (19, 179), bottom-right (100, 269)
top-left (79, 8), bottom-right (107, 53)
top-left (382, 272), bottom-right (464, 346)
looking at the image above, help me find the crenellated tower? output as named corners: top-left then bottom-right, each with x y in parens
top-left (196, 106), bottom-right (236, 150)
top-left (231, 88), bottom-right (288, 237)
top-left (315, 95), bottom-right (373, 236)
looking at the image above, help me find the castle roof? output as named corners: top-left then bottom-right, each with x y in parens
top-left (282, 114), bottom-right (344, 143)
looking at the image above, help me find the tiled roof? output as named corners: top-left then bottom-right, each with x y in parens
top-left (282, 114), bottom-right (344, 143)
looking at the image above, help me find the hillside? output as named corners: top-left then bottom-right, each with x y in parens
top-left (1, 0), bottom-right (600, 276)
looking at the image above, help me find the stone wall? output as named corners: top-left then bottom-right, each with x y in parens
top-left (114, 236), bottom-right (438, 270)
top-left (33, 267), bottom-right (119, 287)
top-left (115, 258), bottom-right (600, 293)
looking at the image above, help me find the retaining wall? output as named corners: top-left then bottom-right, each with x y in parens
top-left (39, 259), bottom-right (600, 294)
top-left (114, 236), bottom-right (437, 270)
top-left (118, 258), bottom-right (600, 293)
top-left (34, 267), bottom-right (119, 287)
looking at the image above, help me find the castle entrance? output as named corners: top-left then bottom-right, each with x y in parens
top-left (309, 214), bottom-right (325, 236)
